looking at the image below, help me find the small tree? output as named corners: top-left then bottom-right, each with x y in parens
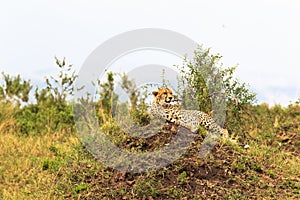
top-left (177, 46), bottom-right (256, 129)
top-left (17, 57), bottom-right (77, 134)
top-left (0, 72), bottom-right (32, 106)
top-left (119, 73), bottom-right (150, 126)
top-left (119, 73), bottom-right (138, 111)
top-left (96, 72), bottom-right (119, 123)
top-left (45, 57), bottom-right (77, 104)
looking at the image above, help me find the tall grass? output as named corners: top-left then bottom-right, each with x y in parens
top-left (0, 103), bottom-right (17, 134)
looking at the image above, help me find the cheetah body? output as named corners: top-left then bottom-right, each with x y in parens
top-left (150, 88), bottom-right (226, 136)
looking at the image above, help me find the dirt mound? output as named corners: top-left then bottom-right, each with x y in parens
top-left (53, 122), bottom-right (300, 199)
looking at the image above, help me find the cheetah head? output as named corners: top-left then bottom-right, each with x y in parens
top-left (152, 87), bottom-right (173, 105)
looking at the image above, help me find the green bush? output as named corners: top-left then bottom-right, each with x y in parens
top-left (15, 57), bottom-right (76, 135)
top-left (176, 46), bottom-right (256, 133)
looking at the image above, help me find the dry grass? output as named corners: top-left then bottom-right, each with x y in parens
top-left (0, 132), bottom-right (79, 199)
top-left (0, 103), bottom-right (17, 134)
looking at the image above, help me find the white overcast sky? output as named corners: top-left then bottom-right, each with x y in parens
top-left (1, 0), bottom-right (300, 106)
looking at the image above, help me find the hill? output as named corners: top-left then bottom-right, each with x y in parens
top-left (0, 103), bottom-right (299, 199)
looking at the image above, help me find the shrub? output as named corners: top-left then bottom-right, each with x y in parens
top-left (176, 46), bottom-right (256, 133)
top-left (0, 72), bottom-right (32, 106)
top-left (0, 72), bottom-right (32, 133)
top-left (16, 57), bottom-right (76, 135)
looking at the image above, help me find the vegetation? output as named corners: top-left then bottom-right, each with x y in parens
top-left (0, 48), bottom-right (299, 199)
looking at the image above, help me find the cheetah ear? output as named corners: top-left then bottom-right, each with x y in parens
top-left (152, 91), bottom-right (158, 96)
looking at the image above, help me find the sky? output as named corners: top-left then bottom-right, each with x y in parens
top-left (1, 0), bottom-right (300, 106)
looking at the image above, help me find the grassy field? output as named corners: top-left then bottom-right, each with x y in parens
top-left (0, 104), bottom-right (299, 199)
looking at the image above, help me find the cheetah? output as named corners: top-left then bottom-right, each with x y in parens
top-left (150, 88), bottom-right (228, 137)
